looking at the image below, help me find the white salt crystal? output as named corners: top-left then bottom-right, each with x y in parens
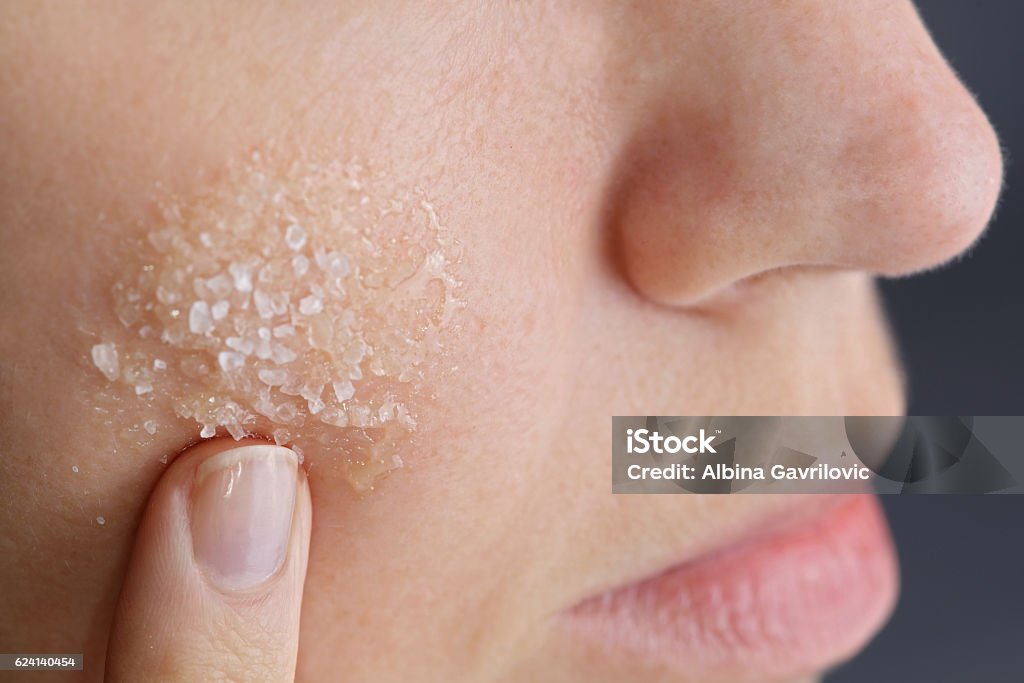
top-left (332, 379), bottom-right (355, 402)
top-left (314, 246), bottom-right (328, 271)
top-left (315, 248), bottom-right (349, 279)
top-left (300, 382), bottom-right (324, 402)
top-left (218, 351), bottom-right (246, 373)
top-left (156, 285), bottom-right (180, 305)
top-left (343, 339), bottom-right (366, 364)
top-left (255, 390), bottom-right (277, 417)
top-left (299, 295), bottom-right (323, 316)
top-left (276, 402), bottom-right (298, 423)
top-left (71, 465), bottom-right (79, 473)
top-left (135, 382), bottom-right (153, 395)
top-left (426, 250), bottom-right (445, 272)
top-left (396, 404), bottom-right (416, 429)
top-left (273, 324), bottom-right (295, 338)
top-left (96, 516), bottom-right (106, 526)
top-left (253, 289), bottom-right (274, 319)
top-left (189, 301), bottom-right (213, 334)
top-left (307, 397), bottom-right (325, 414)
top-left (258, 263), bottom-right (277, 284)
top-left (207, 274), bottom-right (233, 298)
top-left (285, 223), bottom-right (307, 250)
top-left (117, 300), bottom-right (142, 327)
top-left (349, 405), bottom-right (371, 427)
top-left (280, 374), bottom-right (303, 396)
top-left (292, 254), bottom-right (309, 277)
top-left (325, 252), bottom-right (350, 279)
top-left (258, 327), bottom-right (272, 340)
top-left (307, 314), bottom-right (333, 349)
top-left (225, 421), bottom-right (246, 440)
top-left (272, 344), bottom-right (297, 364)
top-left (200, 424), bottom-right (216, 438)
top-left (320, 406), bottom-right (349, 427)
top-left (148, 229), bottom-right (175, 252)
top-left (254, 337), bottom-right (273, 360)
top-left (226, 336), bottom-right (254, 355)
top-left (258, 368), bottom-right (288, 386)
top-left (91, 343), bottom-right (119, 381)
top-left (229, 262), bottom-right (253, 292)
top-left (143, 420), bottom-right (157, 435)
top-left (153, 358), bottom-right (167, 371)
top-left (211, 300), bottom-right (230, 320)
top-left (160, 328), bottom-right (182, 345)
top-left (270, 292), bottom-right (290, 315)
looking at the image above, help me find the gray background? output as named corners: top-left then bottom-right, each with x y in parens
top-left (829, 1), bottom-right (1024, 680)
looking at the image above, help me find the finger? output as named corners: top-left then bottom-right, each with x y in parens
top-left (105, 440), bottom-right (312, 682)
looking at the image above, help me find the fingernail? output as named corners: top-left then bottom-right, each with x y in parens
top-left (191, 444), bottom-right (298, 592)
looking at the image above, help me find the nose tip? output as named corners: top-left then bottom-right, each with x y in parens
top-left (841, 78), bottom-right (1005, 278)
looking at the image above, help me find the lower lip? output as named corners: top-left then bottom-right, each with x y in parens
top-left (565, 495), bottom-right (899, 681)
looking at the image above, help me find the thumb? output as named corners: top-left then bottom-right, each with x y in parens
top-left (105, 440), bottom-right (312, 682)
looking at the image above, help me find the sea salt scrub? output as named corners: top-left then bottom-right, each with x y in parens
top-left (90, 147), bottom-right (463, 491)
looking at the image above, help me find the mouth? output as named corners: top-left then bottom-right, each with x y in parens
top-left (564, 495), bottom-right (899, 681)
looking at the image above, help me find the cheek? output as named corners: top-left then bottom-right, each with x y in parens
top-left (404, 166), bottom-right (594, 480)
top-left (82, 144), bottom-right (464, 491)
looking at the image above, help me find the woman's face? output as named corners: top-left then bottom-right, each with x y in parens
top-left (0, 2), bottom-right (1002, 681)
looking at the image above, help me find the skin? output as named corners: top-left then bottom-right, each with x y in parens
top-left (0, 2), bottom-right (1003, 682)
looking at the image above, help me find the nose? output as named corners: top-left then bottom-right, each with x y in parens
top-left (615, 1), bottom-right (1004, 307)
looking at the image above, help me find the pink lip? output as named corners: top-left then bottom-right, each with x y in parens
top-left (565, 495), bottom-right (899, 681)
